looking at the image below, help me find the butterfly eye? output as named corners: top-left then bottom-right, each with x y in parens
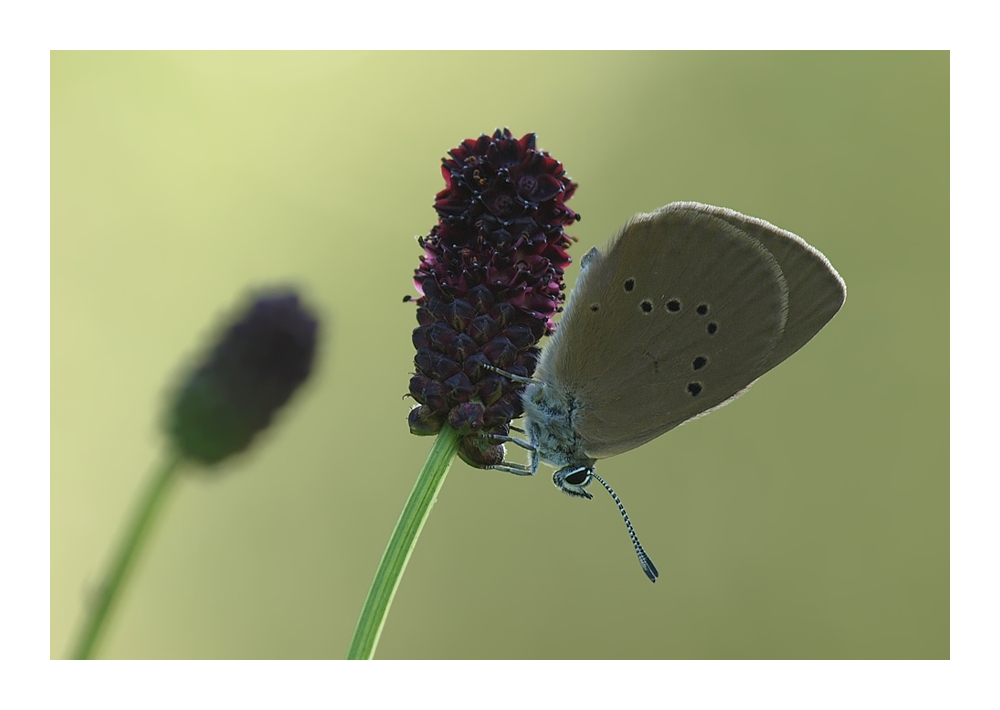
top-left (564, 470), bottom-right (590, 486)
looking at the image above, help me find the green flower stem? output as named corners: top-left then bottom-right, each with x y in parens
top-left (347, 425), bottom-right (461, 659)
top-left (70, 450), bottom-right (185, 659)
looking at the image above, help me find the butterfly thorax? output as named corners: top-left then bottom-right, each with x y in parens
top-left (522, 380), bottom-right (595, 470)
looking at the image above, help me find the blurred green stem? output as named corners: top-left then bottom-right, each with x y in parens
top-left (70, 451), bottom-right (184, 659)
top-left (347, 425), bottom-right (460, 659)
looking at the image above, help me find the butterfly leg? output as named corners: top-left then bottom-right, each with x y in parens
top-left (486, 461), bottom-right (534, 476)
top-left (483, 364), bottom-right (541, 386)
top-left (485, 433), bottom-right (535, 452)
top-left (486, 435), bottom-right (540, 477)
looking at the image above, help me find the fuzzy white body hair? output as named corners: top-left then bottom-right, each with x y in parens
top-left (518, 244), bottom-right (603, 470)
top-left (521, 378), bottom-right (594, 470)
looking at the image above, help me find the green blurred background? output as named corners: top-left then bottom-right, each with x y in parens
top-left (51, 51), bottom-right (948, 659)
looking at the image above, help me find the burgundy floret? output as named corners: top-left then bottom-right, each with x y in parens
top-left (406, 128), bottom-right (579, 468)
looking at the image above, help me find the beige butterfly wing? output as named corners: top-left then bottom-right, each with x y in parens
top-left (682, 202), bottom-right (846, 370)
top-left (536, 203), bottom-right (842, 460)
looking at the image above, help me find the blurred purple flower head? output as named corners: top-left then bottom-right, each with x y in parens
top-left (407, 129), bottom-right (579, 467)
top-left (167, 289), bottom-right (320, 466)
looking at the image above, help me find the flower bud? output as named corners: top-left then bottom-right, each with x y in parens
top-left (166, 290), bottom-right (319, 466)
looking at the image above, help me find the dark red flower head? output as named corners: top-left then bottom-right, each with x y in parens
top-left (167, 289), bottom-right (320, 466)
top-left (406, 129), bottom-right (579, 467)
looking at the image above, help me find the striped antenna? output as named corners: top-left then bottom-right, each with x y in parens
top-left (590, 471), bottom-right (659, 583)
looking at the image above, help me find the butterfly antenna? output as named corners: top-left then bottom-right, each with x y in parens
top-left (590, 472), bottom-right (659, 583)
